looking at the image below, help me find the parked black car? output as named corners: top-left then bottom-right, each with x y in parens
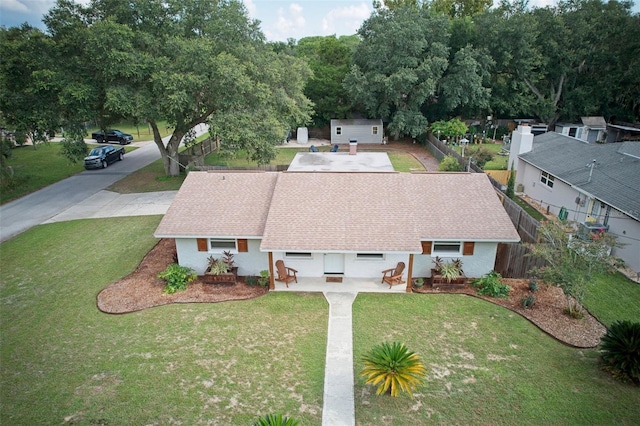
top-left (91, 129), bottom-right (133, 145)
top-left (84, 145), bottom-right (125, 170)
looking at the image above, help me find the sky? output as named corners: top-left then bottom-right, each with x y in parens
top-left (1, 0), bottom-right (638, 42)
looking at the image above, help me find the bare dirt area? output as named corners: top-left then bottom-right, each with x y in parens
top-left (98, 239), bottom-right (605, 348)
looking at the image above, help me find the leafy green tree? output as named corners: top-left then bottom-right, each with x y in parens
top-left (430, 0), bottom-right (493, 17)
top-left (43, 0), bottom-right (313, 176)
top-left (529, 220), bottom-right (620, 318)
top-left (0, 25), bottom-right (60, 150)
top-left (505, 164), bottom-right (515, 198)
top-left (466, 145), bottom-right (494, 168)
top-left (438, 155), bottom-right (463, 171)
top-left (361, 342), bottom-right (427, 397)
top-left (430, 118), bottom-right (468, 140)
top-left (344, 6), bottom-right (450, 139)
top-left (296, 36), bottom-right (352, 127)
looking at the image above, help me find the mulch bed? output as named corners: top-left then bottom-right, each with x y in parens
top-left (97, 239), bottom-right (606, 348)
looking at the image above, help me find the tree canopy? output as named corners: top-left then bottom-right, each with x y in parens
top-left (32, 0), bottom-right (313, 175)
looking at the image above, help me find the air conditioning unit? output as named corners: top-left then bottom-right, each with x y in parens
top-left (576, 222), bottom-right (609, 241)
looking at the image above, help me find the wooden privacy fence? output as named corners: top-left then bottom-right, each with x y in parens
top-left (485, 170), bottom-right (511, 186)
top-left (494, 242), bottom-right (546, 279)
top-left (425, 133), bottom-right (547, 278)
top-left (178, 138), bottom-right (216, 169)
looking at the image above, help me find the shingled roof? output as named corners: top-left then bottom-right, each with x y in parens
top-left (155, 171), bottom-right (520, 252)
top-left (519, 133), bottom-right (640, 221)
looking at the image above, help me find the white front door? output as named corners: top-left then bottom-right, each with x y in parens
top-left (324, 253), bottom-right (344, 275)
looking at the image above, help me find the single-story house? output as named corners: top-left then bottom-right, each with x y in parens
top-left (512, 128), bottom-right (640, 273)
top-left (154, 171), bottom-right (520, 290)
top-left (330, 119), bottom-right (384, 145)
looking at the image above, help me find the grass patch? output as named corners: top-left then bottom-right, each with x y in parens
top-left (353, 293), bottom-right (640, 424)
top-left (0, 143), bottom-right (134, 205)
top-left (513, 196), bottom-right (546, 221)
top-left (386, 151), bottom-right (424, 172)
top-left (452, 143), bottom-right (508, 170)
top-left (108, 159), bottom-right (186, 193)
top-left (584, 272), bottom-right (640, 326)
top-left (0, 217), bottom-right (327, 425)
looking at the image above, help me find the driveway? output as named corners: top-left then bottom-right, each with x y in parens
top-left (0, 124), bottom-right (208, 243)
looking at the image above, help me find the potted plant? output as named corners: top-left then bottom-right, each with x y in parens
top-left (430, 258), bottom-right (466, 288)
top-left (413, 277), bottom-right (424, 288)
top-left (203, 251), bottom-right (238, 284)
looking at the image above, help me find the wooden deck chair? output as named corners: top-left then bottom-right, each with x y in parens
top-left (275, 260), bottom-right (298, 287)
top-left (381, 262), bottom-right (406, 288)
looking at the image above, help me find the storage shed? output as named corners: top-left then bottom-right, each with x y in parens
top-left (330, 119), bottom-right (384, 144)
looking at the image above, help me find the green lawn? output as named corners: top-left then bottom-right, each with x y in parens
top-left (514, 195), bottom-right (546, 221)
top-left (0, 217), bottom-right (327, 425)
top-left (584, 272), bottom-right (640, 326)
top-left (353, 293), bottom-right (640, 424)
top-left (2, 217), bottom-right (639, 424)
top-left (0, 143), bottom-right (136, 205)
top-left (453, 142), bottom-right (508, 170)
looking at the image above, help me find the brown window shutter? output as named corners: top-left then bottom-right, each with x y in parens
top-left (463, 242), bottom-right (475, 256)
top-left (237, 239), bottom-right (248, 252)
top-left (421, 241), bottom-right (432, 255)
top-left (196, 238), bottom-right (208, 252)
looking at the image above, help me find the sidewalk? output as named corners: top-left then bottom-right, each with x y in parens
top-left (322, 292), bottom-right (357, 426)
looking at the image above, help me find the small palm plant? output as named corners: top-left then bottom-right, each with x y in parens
top-left (600, 320), bottom-right (640, 383)
top-left (361, 342), bottom-right (427, 397)
top-left (253, 413), bottom-right (299, 426)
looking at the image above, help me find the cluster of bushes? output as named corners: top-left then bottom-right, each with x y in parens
top-left (471, 271), bottom-right (511, 298)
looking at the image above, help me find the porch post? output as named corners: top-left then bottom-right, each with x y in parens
top-left (406, 254), bottom-right (414, 293)
top-left (268, 252), bottom-right (275, 290)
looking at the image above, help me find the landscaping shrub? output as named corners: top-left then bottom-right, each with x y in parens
top-left (253, 413), bottom-right (299, 426)
top-left (472, 270), bottom-right (511, 298)
top-left (158, 263), bottom-right (197, 294)
top-left (361, 342), bottom-right (427, 397)
top-left (246, 275), bottom-right (258, 286)
top-left (528, 280), bottom-right (539, 292)
top-left (600, 320), bottom-right (640, 384)
top-left (521, 294), bottom-right (536, 309)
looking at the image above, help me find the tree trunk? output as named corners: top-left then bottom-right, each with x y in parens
top-left (149, 121), bottom-right (185, 177)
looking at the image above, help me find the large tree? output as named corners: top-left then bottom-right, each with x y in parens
top-left (344, 6), bottom-right (450, 139)
top-left (0, 25), bottom-right (60, 149)
top-left (43, 0), bottom-right (313, 176)
top-left (296, 36), bottom-right (354, 127)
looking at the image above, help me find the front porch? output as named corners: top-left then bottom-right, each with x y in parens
top-left (271, 276), bottom-right (409, 293)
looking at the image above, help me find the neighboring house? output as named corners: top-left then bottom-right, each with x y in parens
top-left (555, 116), bottom-right (607, 143)
top-left (606, 123), bottom-right (640, 143)
top-left (512, 128), bottom-right (640, 272)
top-left (330, 119), bottom-right (383, 144)
top-left (154, 171), bottom-right (520, 289)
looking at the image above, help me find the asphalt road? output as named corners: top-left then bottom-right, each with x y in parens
top-left (0, 141), bottom-right (165, 243)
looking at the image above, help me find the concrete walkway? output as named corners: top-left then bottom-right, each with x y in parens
top-left (322, 291), bottom-right (357, 426)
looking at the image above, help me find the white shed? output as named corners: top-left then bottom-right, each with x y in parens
top-left (330, 119), bottom-right (383, 144)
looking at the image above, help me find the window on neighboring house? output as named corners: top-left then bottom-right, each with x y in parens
top-left (209, 238), bottom-right (236, 251)
top-left (336, 127), bottom-right (342, 135)
top-left (568, 127), bottom-right (577, 137)
top-left (372, 126), bottom-right (379, 135)
top-left (432, 242), bottom-right (462, 256)
top-left (540, 171), bottom-right (554, 188)
top-left (285, 252), bottom-right (312, 259)
top-left (356, 253), bottom-right (384, 260)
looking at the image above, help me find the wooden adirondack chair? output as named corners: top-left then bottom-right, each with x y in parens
top-left (275, 260), bottom-right (298, 287)
top-left (381, 262), bottom-right (406, 288)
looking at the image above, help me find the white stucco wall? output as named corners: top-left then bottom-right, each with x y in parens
top-left (176, 238), bottom-right (269, 275)
top-left (412, 242), bottom-right (498, 279)
top-left (176, 239), bottom-right (505, 279)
